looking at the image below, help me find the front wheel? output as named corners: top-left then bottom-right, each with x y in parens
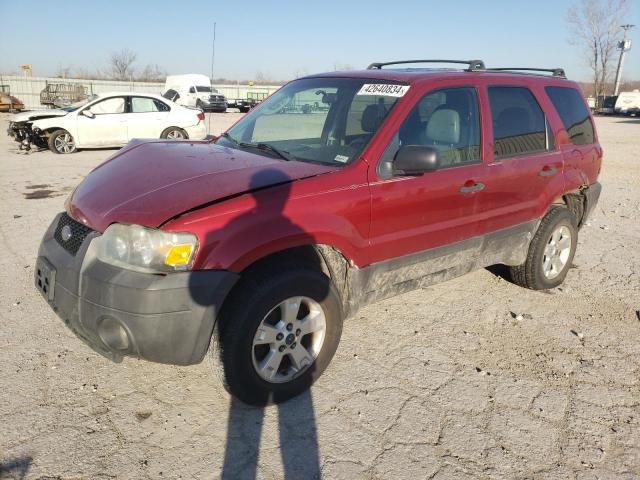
top-left (48, 129), bottom-right (77, 154)
top-left (509, 206), bottom-right (578, 290)
top-left (210, 267), bottom-right (343, 406)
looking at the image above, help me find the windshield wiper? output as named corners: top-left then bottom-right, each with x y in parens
top-left (239, 141), bottom-right (297, 162)
top-left (220, 132), bottom-right (238, 144)
top-left (221, 133), bottom-right (296, 161)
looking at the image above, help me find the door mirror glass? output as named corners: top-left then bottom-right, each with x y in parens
top-left (82, 109), bottom-right (95, 119)
top-left (189, 87), bottom-right (196, 94)
top-left (393, 145), bottom-right (440, 176)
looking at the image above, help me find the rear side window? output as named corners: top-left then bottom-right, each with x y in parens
top-left (545, 87), bottom-right (594, 145)
top-left (488, 86), bottom-right (547, 159)
top-left (131, 97), bottom-right (170, 113)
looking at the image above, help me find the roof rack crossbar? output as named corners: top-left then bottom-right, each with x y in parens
top-left (487, 67), bottom-right (566, 78)
top-left (367, 59), bottom-right (486, 72)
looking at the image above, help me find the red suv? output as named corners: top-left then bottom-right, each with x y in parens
top-left (35, 60), bottom-right (602, 405)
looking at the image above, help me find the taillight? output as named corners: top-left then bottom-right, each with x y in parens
top-left (197, 112), bottom-right (204, 121)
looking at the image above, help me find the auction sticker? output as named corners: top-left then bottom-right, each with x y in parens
top-left (357, 84), bottom-right (409, 97)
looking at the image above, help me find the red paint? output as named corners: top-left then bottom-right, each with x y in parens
top-left (68, 70), bottom-right (602, 273)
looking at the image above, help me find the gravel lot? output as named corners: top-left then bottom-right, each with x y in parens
top-left (0, 113), bottom-right (638, 480)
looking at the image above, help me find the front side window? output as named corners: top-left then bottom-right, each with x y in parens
top-left (392, 87), bottom-right (481, 167)
top-left (488, 86), bottom-right (547, 159)
top-left (545, 86), bottom-right (594, 145)
top-left (218, 78), bottom-right (406, 165)
top-left (131, 97), bottom-right (169, 113)
top-left (88, 97), bottom-right (125, 115)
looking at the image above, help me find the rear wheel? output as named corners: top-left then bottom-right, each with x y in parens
top-left (48, 129), bottom-right (76, 154)
top-left (160, 127), bottom-right (188, 140)
top-left (509, 206), bottom-right (578, 290)
top-left (210, 267), bottom-right (343, 406)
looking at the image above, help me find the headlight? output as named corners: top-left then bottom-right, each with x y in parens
top-left (96, 224), bottom-right (198, 273)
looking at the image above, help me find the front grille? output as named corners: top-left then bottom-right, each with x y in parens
top-left (54, 213), bottom-right (93, 256)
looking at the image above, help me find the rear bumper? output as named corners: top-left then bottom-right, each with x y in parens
top-left (185, 123), bottom-right (208, 140)
top-left (35, 213), bottom-right (239, 365)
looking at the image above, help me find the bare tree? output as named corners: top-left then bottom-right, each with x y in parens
top-left (567, 0), bottom-right (629, 101)
top-left (109, 49), bottom-right (138, 80)
top-left (137, 64), bottom-right (166, 82)
top-left (55, 65), bottom-right (73, 79)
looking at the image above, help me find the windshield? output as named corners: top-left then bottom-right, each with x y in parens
top-left (216, 77), bottom-right (407, 165)
top-left (196, 86), bottom-right (213, 93)
top-left (63, 94), bottom-right (98, 112)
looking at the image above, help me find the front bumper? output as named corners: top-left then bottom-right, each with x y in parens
top-left (35, 213), bottom-right (239, 365)
top-left (201, 101), bottom-right (227, 111)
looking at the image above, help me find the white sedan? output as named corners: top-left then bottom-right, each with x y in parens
top-left (8, 92), bottom-right (207, 154)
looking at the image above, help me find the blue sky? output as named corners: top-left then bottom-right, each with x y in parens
top-left (1, 0), bottom-right (638, 82)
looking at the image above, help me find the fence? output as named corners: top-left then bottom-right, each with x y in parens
top-left (0, 75), bottom-right (281, 109)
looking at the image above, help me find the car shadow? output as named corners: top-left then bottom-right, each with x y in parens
top-left (485, 264), bottom-right (512, 282)
top-left (614, 118), bottom-right (640, 124)
top-left (188, 167), bottom-right (324, 479)
top-left (0, 456), bottom-right (33, 480)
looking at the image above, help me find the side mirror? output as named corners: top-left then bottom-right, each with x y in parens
top-left (393, 145), bottom-right (440, 176)
top-left (82, 110), bottom-right (95, 119)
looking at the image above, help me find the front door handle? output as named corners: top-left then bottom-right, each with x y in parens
top-left (459, 181), bottom-right (485, 193)
top-left (538, 166), bottom-right (557, 177)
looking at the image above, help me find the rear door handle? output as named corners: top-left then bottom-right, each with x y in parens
top-left (459, 181), bottom-right (485, 193)
top-left (538, 166), bottom-right (557, 177)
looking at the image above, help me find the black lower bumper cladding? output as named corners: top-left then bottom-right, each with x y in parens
top-left (35, 212), bottom-right (239, 365)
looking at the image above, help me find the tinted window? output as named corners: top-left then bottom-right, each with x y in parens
top-left (163, 90), bottom-right (180, 102)
top-left (131, 97), bottom-right (169, 113)
top-left (546, 87), bottom-right (594, 145)
top-left (488, 87), bottom-right (547, 159)
top-left (88, 97), bottom-right (125, 115)
top-left (396, 87), bottom-right (481, 167)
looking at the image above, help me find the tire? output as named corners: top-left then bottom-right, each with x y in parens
top-left (210, 267), bottom-right (343, 406)
top-left (48, 129), bottom-right (77, 154)
top-left (160, 127), bottom-right (188, 140)
top-left (509, 206), bottom-right (578, 290)
top-left (196, 100), bottom-right (204, 111)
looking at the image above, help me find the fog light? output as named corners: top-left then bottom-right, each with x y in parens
top-left (98, 317), bottom-right (130, 352)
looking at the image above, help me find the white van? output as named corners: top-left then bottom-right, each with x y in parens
top-left (163, 74), bottom-right (227, 112)
top-left (615, 90), bottom-right (640, 116)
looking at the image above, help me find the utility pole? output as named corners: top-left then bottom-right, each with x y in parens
top-left (210, 22), bottom-right (217, 83)
top-left (613, 24), bottom-right (634, 96)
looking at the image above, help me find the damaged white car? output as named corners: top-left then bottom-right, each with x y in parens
top-left (8, 92), bottom-right (207, 153)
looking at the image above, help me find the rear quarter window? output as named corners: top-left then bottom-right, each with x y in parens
top-left (545, 86), bottom-right (595, 145)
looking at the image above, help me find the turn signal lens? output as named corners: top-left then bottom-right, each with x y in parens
top-left (165, 244), bottom-right (195, 267)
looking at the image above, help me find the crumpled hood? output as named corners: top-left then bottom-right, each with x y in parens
top-left (12, 109), bottom-right (68, 122)
top-left (69, 140), bottom-right (337, 232)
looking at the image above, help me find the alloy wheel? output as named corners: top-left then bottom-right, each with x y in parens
top-left (251, 296), bottom-right (327, 383)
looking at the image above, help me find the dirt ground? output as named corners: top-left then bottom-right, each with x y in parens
top-left (0, 112), bottom-right (638, 480)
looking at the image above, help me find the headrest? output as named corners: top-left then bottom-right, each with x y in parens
top-left (426, 109), bottom-right (460, 144)
top-left (361, 104), bottom-right (385, 132)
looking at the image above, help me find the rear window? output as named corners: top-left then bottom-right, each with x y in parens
top-left (545, 87), bottom-right (595, 145)
top-left (488, 86), bottom-right (548, 159)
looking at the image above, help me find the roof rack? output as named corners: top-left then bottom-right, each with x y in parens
top-left (486, 67), bottom-right (566, 78)
top-left (367, 59), bottom-right (486, 72)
